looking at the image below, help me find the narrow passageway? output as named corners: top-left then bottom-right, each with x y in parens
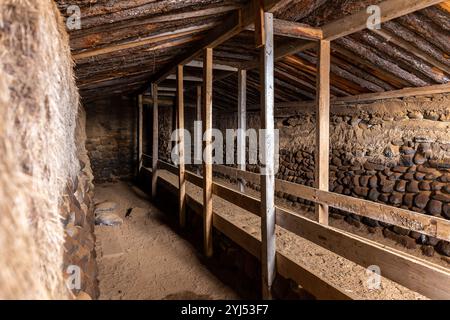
top-left (94, 182), bottom-right (238, 300)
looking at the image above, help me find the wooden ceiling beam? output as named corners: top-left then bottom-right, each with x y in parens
top-left (322, 0), bottom-right (445, 41)
top-left (149, 0), bottom-right (283, 85)
top-left (246, 19), bottom-right (323, 40)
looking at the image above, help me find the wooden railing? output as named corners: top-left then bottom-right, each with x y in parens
top-left (147, 156), bottom-right (450, 300)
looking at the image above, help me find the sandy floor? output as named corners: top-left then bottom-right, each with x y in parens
top-left (94, 182), bottom-right (238, 300)
top-left (158, 169), bottom-right (430, 300)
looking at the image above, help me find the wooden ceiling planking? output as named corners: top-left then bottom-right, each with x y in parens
top-left (56, 0), bottom-right (450, 103)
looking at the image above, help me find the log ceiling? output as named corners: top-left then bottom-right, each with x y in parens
top-left (56, 0), bottom-right (450, 106)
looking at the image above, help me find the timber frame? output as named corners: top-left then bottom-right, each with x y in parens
top-left (137, 0), bottom-right (450, 300)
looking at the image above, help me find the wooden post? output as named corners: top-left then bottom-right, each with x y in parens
top-left (177, 65), bottom-right (186, 228)
top-left (259, 12), bottom-right (276, 300)
top-left (196, 85), bottom-right (202, 175)
top-left (315, 40), bottom-right (331, 225)
top-left (202, 48), bottom-right (214, 257)
top-left (137, 95), bottom-right (143, 175)
top-left (237, 69), bottom-right (247, 193)
top-left (151, 84), bottom-right (159, 200)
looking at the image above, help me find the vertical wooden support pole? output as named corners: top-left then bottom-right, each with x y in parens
top-left (237, 69), bottom-right (247, 193)
top-left (151, 85), bottom-right (159, 200)
top-left (177, 65), bottom-right (186, 228)
top-left (202, 48), bottom-right (214, 257)
top-left (259, 12), bottom-right (276, 300)
top-left (196, 85), bottom-right (202, 175)
top-left (315, 40), bottom-right (331, 226)
top-left (137, 95), bottom-right (143, 175)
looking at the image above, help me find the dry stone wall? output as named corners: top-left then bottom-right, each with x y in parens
top-left (216, 94), bottom-right (450, 258)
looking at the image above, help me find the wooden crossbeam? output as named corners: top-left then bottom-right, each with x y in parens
top-left (246, 18), bottom-right (323, 40)
top-left (248, 83), bottom-right (450, 112)
top-left (211, 164), bottom-right (450, 242)
top-left (149, 0), bottom-right (282, 85)
top-left (322, 0), bottom-right (446, 41)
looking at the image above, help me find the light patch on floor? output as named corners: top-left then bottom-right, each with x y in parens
top-left (94, 182), bottom-right (238, 300)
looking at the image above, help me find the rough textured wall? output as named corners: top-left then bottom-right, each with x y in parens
top-left (216, 94), bottom-right (450, 257)
top-left (0, 0), bottom-right (96, 299)
top-left (61, 106), bottom-right (98, 299)
top-left (85, 97), bottom-right (137, 183)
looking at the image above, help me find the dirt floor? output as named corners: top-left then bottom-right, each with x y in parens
top-left (94, 182), bottom-right (238, 300)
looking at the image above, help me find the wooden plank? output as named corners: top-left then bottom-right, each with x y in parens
top-left (137, 95), bottom-right (143, 175)
top-left (158, 160), bottom-right (178, 175)
top-left (150, 0), bottom-right (282, 84)
top-left (259, 12), bottom-right (276, 300)
top-left (212, 164), bottom-right (450, 241)
top-left (151, 84), bottom-right (159, 200)
top-left (177, 65), bottom-right (186, 228)
top-left (203, 48), bottom-right (214, 257)
top-left (247, 19), bottom-right (323, 40)
top-left (333, 83), bottom-right (450, 105)
top-left (315, 40), bottom-right (331, 225)
top-left (73, 24), bottom-right (216, 60)
top-left (322, 0), bottom-right (446, 41)
top-left (272, 83), bottom-right (450, 110)
top-left (237, 69), bottom-right (247, 193)
top-left (276, 207), bottom-right (450, 300)
top-left (196, 85), bottom-right (202, 175)
top-left (186, 170), bottom-right (260, 216)
top-left (276, 179), bottom-right (450, 242)
top-left (254, 0), bottom-right (266, 48)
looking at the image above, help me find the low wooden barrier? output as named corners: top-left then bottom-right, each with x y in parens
top-left (146, 157), bottom-right (450, 299)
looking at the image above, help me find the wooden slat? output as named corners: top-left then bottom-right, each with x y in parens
top-left (322, 0), bottom-right (446, 41)
top-left (259, 12), bottom-right (276, 300)
top-left (237, 69), bottom-right (247, 193)
top-left (315, 40), bottom-right (331, 225)
top-left (276, 207), bottom-right (450, 300)
top-left (177, 65), bottom-right (186, 228)
top-left (247, 19), bottom-right (323, 40)
top-left (151, 84), bottom-right (159, 200)
top-left (73, 24), bottom-right (216, 60)
top-left (203, 48), bottom-right (214, 257)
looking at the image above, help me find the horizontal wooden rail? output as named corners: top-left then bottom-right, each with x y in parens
top-left (154, 161), bottom-right (450, 299)
top-left (214, 164), bottom-right (450, 242)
